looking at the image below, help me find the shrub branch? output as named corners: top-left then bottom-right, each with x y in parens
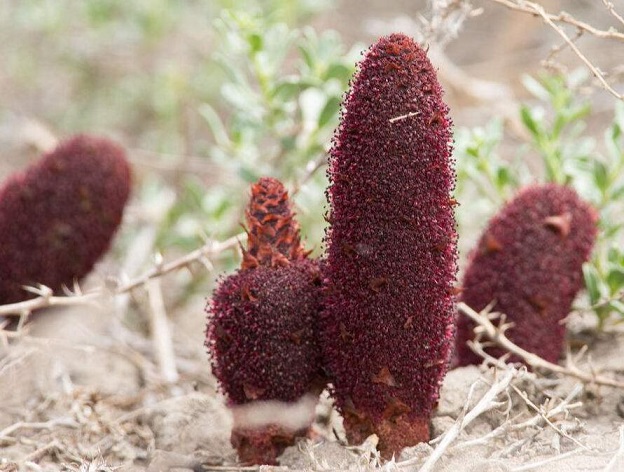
top-left (488, 0), bottom-right (624, 100)
top-left (458, 302), bottom-right (624, 389)
top-left (0, 233), bottom-right (243, 317)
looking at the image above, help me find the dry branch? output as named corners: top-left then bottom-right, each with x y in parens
top-left (456, 382), bottom-right (583, 450)
top-left (0, 233), bottom-right (243, 317)
top-left (290, 154), bottom-right (327, 197)
top-left (458, 302), bottom-right (624, 389)
top-left (146, 274), bottom-right (178, 383)
top-left (604, 426), bottom-right (624, 472)
top-left (489, 0), bottom-right (624, 41)
top-left (488, 0), bottom-right (624, 101)
top-left (509, 384), bottom-right (589, 451)
top-left (117, 233), bottom-right (242, 293)
top-left (397, 367), bottom-right (521, 471)
top-left (0, 418), bottom-right (78, 441)
top-left (510, 447), bottom-right (585, 472)
top-left (0, 286), bottom-right (101, 317)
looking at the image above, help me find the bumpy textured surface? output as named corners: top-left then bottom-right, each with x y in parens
top-left (455, 184), bottom-right (597, 366)
top-left (0, 135), bottom-right (131, 304)
top-left (242, 177), bottom-right (307, 270)
top-left (207, 177), bottom-right (324, 465)
top-left (208, 259), bottom-right (324, 405)
top-left (319, 33), bottom-right (457, 456)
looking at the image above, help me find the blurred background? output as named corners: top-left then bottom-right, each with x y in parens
top-left (2, 0), bottom-right (624, 352)
top-left (2, 2), bottom-right (624, 468)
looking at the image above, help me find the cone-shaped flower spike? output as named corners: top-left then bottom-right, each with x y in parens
top-left (455, 184), bottom-right (597, 366)
top-left (207, 177), bottom-right (324, 465)
top-left (0, 135), bottom-right (131, 304)
top-left (320, 34), bottom-right (457, 456)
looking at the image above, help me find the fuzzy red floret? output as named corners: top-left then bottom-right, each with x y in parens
top-left (319, 34), bottom-right (457, 455)
top-left (207, 258), bottom-right (324, 465)
top-left (455, 184), bottom-right (597, 366)
top-left (0, 135), bottom-right (131, 304)
top-left (242, 177), bottom-right (307, 270)
top-left (207, 259), bottom-right (324, 405)
top-left (207, 177), bottom-right (325, 464)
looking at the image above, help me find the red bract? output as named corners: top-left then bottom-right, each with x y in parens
top-left (242, 177), bottom-right (308, 270)
top-left (206, 177), bottom-right (324, 465)
top-left (320, 34), bottom-right (457, 456)
top-left (0, 135), bottom-right (131, 304)
top-left (455, 184), bottom-right (597, 366)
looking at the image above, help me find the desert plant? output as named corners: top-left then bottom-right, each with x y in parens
top-left (456, 74), bottom-right (624, 330)
top-left (0, 134), bottom-right (131, 304)
top-left (206, 177), bottom-right (324, 465)
top-left (319, 33), bottom-right (457, 456)
top-left (454, 184), bottom-right (597, 366)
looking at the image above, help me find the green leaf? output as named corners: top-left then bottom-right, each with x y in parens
top-left (520, 106), bottom-right (540, 138)
top-left (593, 160), bottom-right (609, 193)
top-left (608, 299), bottom-right (624, 315)
top-left (325, 63), bottom-right (352, 81)
top-left (248, 32), bottom-right (263, 53)
top-left (318, 95), bottom-right (341, 129)
top-left (567, 103), bottom-right (591, 124)
top-left (198, 104), bottom-right (231, 148)
top-left (583, 263), bottom-right (602, 305)
top-left (610, 183), bottom-right (624, 201)
top-left (495, 166), bottom-right (514, 191)
top-left (272, 78), bottom-right (306, 101)
top-left (607, 268), bottom-right (624, 293)
top-left (297, 43), bottom-right (315, 70)
top-left (603, 222), bottom-right (624, 240)
top-left (608, 246), bottom-right (622, 264)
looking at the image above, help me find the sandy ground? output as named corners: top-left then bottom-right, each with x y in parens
top-left (2, 1), bottom-right (624, 471)
top-left (2, 295), bottom-right (624, 471)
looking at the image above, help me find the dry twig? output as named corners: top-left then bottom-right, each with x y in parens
top-left (488, 0), bottom-right (624, 41)
top-left (0, 286), bottom-right (100, 317)
top-left (604, 426), bottom-right (624, 472)
top-left (509, 384), bottom-right (589, 451)
top-left (0, 233), bottom-right (243, 317)
top-left (456, 382), bottom-right (583, 450)
top-left (602, 0), bottom-right (624, 28)
top-left (291, 154), bottom-right (327, 197)
top-left (458, 302), bottom-right (624, 389)
top-left (510, 447), bottom-right (585, 471)
top-left (117, 233), bottom-right (242, 293)
top-left (146, 272), bottom-right (178, 383)
top-left (398, 367), bottom-right (521, 471)
top-left (487, 0), bottom-right (624, 100)
top-left (0, 418), bottom-right (78, 441)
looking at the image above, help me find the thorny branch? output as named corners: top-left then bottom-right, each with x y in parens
top-left (0, 233), bottom-right (243, 317)
top-left (509, 384), bottom-right (589, 451)
top-left (488, 0), bottom-right (624, 101)
top-left (488, 0), bottom-right (624, 41)
top-left (458, 302), bottom-right (624, 389)
top-left (117, 233), bottom-right (242, 293)
top-left (402, 367), bottom-right (521, 472)
top-left (602, 0), bottom-right (624, 28)
top-left (455, 383), bottom-right (584, 450)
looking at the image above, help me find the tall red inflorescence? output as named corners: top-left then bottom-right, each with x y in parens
top-left (320, 34), bottom-right (457, 456)
top-left (207, 177), bottom-right (324, 465)
top-left (454, 184), bottom-right (597, 366)
top-left (0, 135), bottom-right (131, 304)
